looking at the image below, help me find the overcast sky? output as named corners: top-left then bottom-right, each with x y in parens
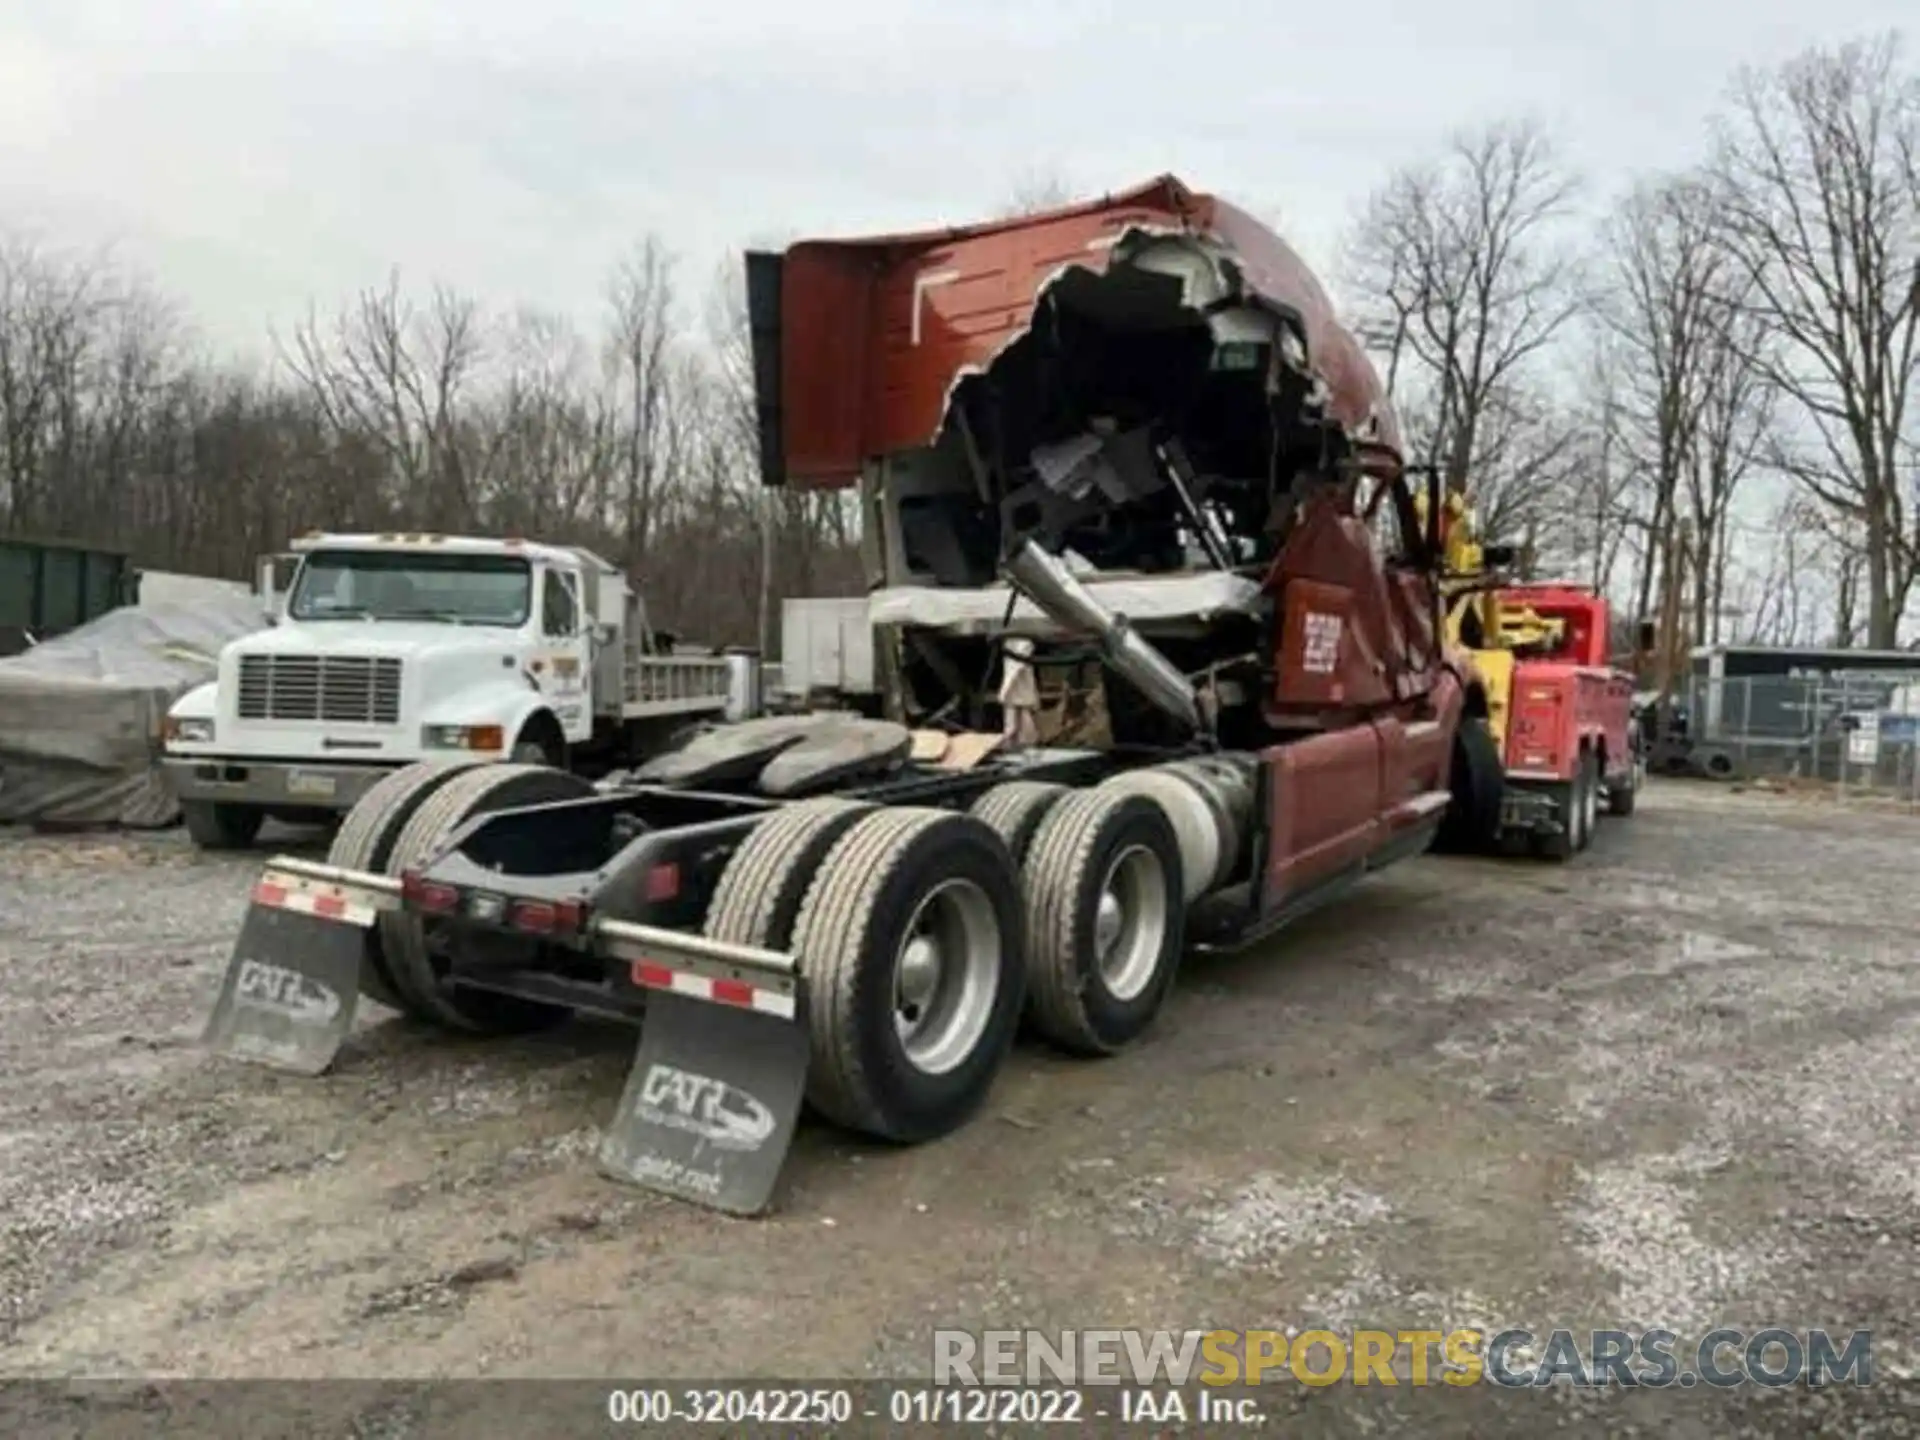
top-left (0, 1), bottom-right (1910, 361)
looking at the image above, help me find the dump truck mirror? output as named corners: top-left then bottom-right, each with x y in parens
top-left (255, 552), bottom-right (300, 623)
top-left (1483, 543), bottom-right (1517, 567)
top-left (1636, 620), bottom-right (1657, 652)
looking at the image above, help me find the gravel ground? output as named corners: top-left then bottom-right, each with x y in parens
top-left (1, 781), bottom-right (1917, 1435)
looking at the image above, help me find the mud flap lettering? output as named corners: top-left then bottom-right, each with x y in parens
top-left (598, 989), bottom-right (808, 1216)
top-left (201, 904), bottom-right (365, 1075)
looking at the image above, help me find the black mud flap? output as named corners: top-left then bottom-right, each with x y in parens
top-left (201, 902), bottom-right (366, 1075)
top-left (597, 989), bottom-right (810, 1217)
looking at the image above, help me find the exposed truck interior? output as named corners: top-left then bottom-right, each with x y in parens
top-left (748, 193), bottom-right (1443, 760)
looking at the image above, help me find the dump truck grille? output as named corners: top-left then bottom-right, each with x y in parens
top-left (236, 655), bottom-right (403, 724)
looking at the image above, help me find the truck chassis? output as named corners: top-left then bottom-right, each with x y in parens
top-left (206, 719), bottom-right (1448, 1215)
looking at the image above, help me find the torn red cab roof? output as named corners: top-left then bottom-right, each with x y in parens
top-left (743, 174), bottom-right (1401, 490)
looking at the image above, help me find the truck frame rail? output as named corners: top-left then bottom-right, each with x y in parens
top-left (201, 745), bottom-right (1144, 1215)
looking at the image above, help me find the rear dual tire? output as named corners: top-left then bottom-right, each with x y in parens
top-left (326, 760), bottom-right (485, 1010)
top-left (968, 781), bottom-right (1068, 867)
top-left (1607, 750), bottom-right (1642, 817)
top-left (1536, 750), bottom-right (1599, 862)
top-left (704, 797), bottom-right (877, 949)
top-left (703, 783), bottom-right (1190, 1146)
top-left (1019, 788), bottom-right (1186, 1057)
top-left (377, 763), bottom-right (596, 1033)
top-left (785, 809), bottom-right (1027, 1142)
top-left (975, 780), bottom-right (1190, 1054)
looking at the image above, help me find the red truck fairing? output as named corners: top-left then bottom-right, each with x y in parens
top-left (746, 175), bottom-right (1403, 490)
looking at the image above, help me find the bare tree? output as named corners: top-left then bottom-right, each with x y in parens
top-left (1561, 332), bottom-right (1641, 594)
top-left (1710, 32), bottom-right (1920, 647)
top-left (1445, 378), bottom-right (1583, 568)
top-left (1819, 509), bottom-right (1869, 645)
top-left (604, 238), bottom-right (679, 570)
top-left (1343, 118), bottom-right (1586, 512)
top-left (1603, 173), bottom-right (1736, 638)
top-left (0, 238), bottom-right (108, 533)
top-left (488, 308), bottom-right (615, 538)
top-left (1739, 494), bottom-right (1838, 645)
top-left (1685, 292), bottom-right (1776, 641)
top-left (280, 274), bottom-right (488, 527)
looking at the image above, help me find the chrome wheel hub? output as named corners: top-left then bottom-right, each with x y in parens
top-left (897, 936), bottom-right (941, 1015)
top-left (893, 878), bottom-right (1000, 1075)
top-left (1095, 845), bottom-right (1170, 1003)
top-left (1093, 891), bottom-right (1124, 955)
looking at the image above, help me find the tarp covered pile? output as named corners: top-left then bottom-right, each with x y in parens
top-left (0, 596), bottom-right (266, 829)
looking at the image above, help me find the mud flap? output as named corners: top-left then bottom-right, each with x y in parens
top-left (201, 902), bottom-right (367, 1075)
top-left (597, 989), bottom-right (810, 1216)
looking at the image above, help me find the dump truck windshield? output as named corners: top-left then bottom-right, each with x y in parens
top-left (287, 550), bottom-right (533, 626)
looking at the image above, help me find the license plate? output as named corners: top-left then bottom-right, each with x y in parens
top-left (286, 770), bottom-right (337, 799)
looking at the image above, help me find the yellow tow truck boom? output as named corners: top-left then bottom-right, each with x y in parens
top-left (1416, 491), bottom-right (1563, 748)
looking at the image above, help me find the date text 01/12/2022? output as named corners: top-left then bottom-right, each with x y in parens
top-left (603, 1388), bottom-right (1084, 1427)
top-left (888, 1388), bottom-right (1263, 1425)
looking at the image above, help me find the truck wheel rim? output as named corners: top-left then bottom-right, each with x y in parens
top-left (1584, 764), bottom-right (1600, 834)
top-left (893, 878), bottom-right (1000, 1076)
top-left (1096, 845), bottom-right (1169, 1002)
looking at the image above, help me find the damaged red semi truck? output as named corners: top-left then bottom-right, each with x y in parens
top-left (201, 176), bottom-right (1506, 1214)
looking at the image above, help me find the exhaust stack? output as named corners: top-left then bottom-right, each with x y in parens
top-left (1001, 540), bottom-right (1204, 734)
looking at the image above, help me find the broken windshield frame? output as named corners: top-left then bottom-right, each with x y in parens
top-left (286, 550), bottom-right (534, 627)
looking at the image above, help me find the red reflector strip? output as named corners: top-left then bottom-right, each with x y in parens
top-left (644, 864), bottom-right (681, 902)
top-left (629, 960), bottom-right (795, 1019)
top-left (251, 876), bottom-right (377, 928)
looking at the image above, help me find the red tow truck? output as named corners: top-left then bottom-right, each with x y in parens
top-left (1487, 583), bottom-right (1642, 859)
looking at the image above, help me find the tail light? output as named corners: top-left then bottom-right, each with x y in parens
top-left (508, 897), bottom-right (588, 936)
top-left (401, 870), bottom-right (460, 914)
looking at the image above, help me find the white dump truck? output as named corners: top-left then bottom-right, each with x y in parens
top-left (162, 532), bottom-right (755, 849)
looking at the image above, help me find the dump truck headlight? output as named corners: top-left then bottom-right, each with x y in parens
top-left (422, 724), bottom-right (505, 751)
top-left (166, 716), bottom-right (215, 745)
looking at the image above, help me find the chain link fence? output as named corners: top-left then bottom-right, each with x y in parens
top-left (1680, 671), bottom-right (1920, 805)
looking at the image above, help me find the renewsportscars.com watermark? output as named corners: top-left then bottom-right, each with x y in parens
top-left (933, 1328), bottom-right (1876, 1388)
